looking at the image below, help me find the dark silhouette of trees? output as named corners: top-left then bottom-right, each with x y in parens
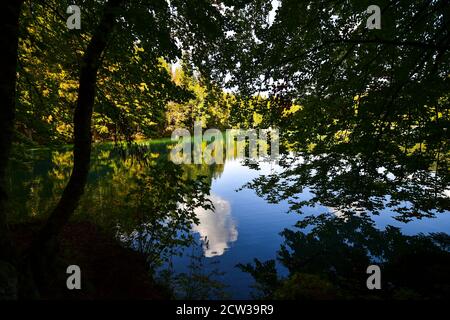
top-left (239, 214), bottom-right (450, 299)
top-left (231, 0), bottom-right (449, 220)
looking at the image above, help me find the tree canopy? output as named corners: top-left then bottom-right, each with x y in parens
top-left (231, 0), bottom-right (450, 220)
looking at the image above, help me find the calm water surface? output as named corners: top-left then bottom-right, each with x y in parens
top-left (170, 158), bottom-right (450, 299)
top-left (8, 144), bottom-right (450, 299)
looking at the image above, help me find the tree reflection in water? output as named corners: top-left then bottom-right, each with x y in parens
top-left (7, 139), bottom-right (450, 299)
top-left (239, 213), bottom-right (450, 299)
top-left (7, 143), bottom-right (220, 271)
top-left (238, 116), bottom-right (449, 299)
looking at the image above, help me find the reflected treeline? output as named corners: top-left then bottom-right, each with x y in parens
top-left (6, 142), bottom-right (228, 269)
top-left (246, 148), bottom-right (449, 222)
top-left (239, 214), bottom-right (450, 300)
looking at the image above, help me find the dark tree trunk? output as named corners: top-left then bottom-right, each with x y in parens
top-left (28, 0), bottom-right (124, 281)
top-left (0, 0), bottom-right (23, 262)
top-left (0, 0), bottom-right (24, 300)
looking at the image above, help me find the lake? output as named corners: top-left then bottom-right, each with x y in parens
top-left (7, 142), bottom-right (450, 299)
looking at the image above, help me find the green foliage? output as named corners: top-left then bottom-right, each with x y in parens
top-left (232, 0), bottom-right (450, 220)
top-left (15, 0), bottom-right (283, 149)
top-left (15, 0), bottom-right (265, 146)
top-left (16, 1), bottom-right (195, 144)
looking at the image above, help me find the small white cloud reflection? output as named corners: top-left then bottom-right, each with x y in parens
top-left (192, 195), bottom-right (238, 257)
top-left (329, 206), bottom-right (362, 220)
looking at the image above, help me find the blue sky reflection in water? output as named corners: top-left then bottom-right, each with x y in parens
top-left (168, 157), bottom-right (450, 299)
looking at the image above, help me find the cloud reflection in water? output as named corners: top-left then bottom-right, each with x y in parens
top-left (192, 195), bottom-right (238, 257)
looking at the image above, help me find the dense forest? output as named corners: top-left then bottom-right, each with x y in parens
top-left (0, 0), bottom-right (449, 301)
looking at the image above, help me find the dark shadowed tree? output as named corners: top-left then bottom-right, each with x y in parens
top-left (0, 0), bottom-right (24, 300)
